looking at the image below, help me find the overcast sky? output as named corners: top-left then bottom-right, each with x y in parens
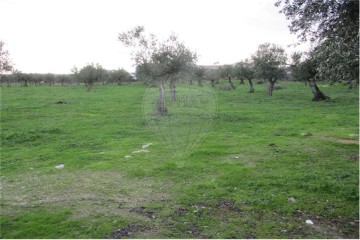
top-left (0, 0), bottom-right (309, 74)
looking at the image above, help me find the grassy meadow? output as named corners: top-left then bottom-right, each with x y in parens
top-left (0, 81), bottom-right (359, 238)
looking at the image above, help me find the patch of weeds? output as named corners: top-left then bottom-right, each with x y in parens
top-left (127, 168), bottom-right (146, 178)
top-left (0, 208), bottom-right (84, 238)
top-left (1, 131), bottom-right (41, 145)
top-left (215, 113), bottom-right (250, 122)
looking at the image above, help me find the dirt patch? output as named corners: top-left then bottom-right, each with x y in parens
top-left (107, 224), bottom-right (150, 239)
top-left (216, 199), bottom-right (241, 213)
top-left (244, 161), bottom-right (256, 166)
top-left (0, 170), bottom-right (170, 219)
top-left (188, 223), bottom-right (203, 238)
top-left (291, 210), bottom-right (359, 238)
top-left (175, 207), bottom-right (187, 215)
top-left (130, 207), bottom-right (156, 219)
top-left (323, 136), bottom-right (359, 145)
top-left (336, 138), bottom-right (359, 144)
top-left (244, 233), bottom-right (257, 239)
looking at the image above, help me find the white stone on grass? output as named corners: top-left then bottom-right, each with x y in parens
top-left (124, 155), bottom-right (132, 158)
top-left (132, 149), bottom-right (149, 153)
top-left (288, 197), bottom-right (296, 203)
top-left (142, 143), bottom-right (153, 149)
top-left (55, 164), bottom-right (64, 169)
top-left (305, 220), bottom-right (314, 225)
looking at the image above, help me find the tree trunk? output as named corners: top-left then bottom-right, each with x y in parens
top-left (309, 80), bottom-right (329, 101)
top-left (267, 80), bottom-right (275, 96)
top-left (228, 76), bottom-right (235, 89)
top-left (170, 77), bottom-right (176, 101)
top-left (197, 78), bottom-right (203, 87)
top-left (86, 84), bottom-right (93, 91)
top-left (240, 78), bottom-right (245, 84)
top-left (157, 80), bottom-right (168, 115)
top-left (248, 79), bottom-right (254, 93)
top-left (189, 78), bottom-right (193, 85)
top-left (210, 79), bottom-right (215, 88)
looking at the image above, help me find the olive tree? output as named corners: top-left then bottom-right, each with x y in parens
top-left (276, 0), bottom-right (359, 88)
top-left (220, 65), bottom-right (235, 89)
top-left (234, 60), bottom-right (256, 93)
top-left (119, 26), bottom-right (197, 115)
top-left (108, 69), bottom-right (132, 85)
top-left (0, 41), bottom-right (13, 74)
top-left (193, 66), bottom-right (205, 87)
top-left (204, 68), bottom-right (220, 88)
top-left (290, 51), bottom-right (329, 101)
top-left (78, 63), bottom-right (106, 91)
top-left (252, 43), bottom-right (287, 96)
top-left (0, 41), bottom-right (14, 86)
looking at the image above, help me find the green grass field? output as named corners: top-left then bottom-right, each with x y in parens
top-left (0, 81), bottom-right (358, 238)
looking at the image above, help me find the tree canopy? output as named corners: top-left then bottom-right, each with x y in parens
top-left (118, 26), bottom-right (197, 82)
top-left (0, 41), bottom-right (13, 74)
top-left (78, 63), bottom-right (106, 91)
top-left (119, 26), bottom-right (197, 115)
top-left (252, 43), bottom-right (287, 96)
top-left (275, 0), bottom-right (359, 84)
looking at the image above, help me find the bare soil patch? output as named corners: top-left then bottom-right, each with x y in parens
top-left (0, 170), bottom-right (170, 219)
top-left (106, 224), bottom-right (150, 239)
top-left (323, 136), bottom-right (359, 144)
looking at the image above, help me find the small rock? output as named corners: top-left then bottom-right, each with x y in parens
top-left (124, 155), bottom-right (132, 158)
top-left (55, 164), bottom-right (64, 169)
top-left (235, 156), bottom-right (239, 159)
top-left (288, 197), bottom-right (296, 203)
top-left (306, 219), bottom-right (314, 225)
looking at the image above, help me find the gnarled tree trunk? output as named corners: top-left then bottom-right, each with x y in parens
top-left (309, 80), bottom-right (329, 101)
top-left (239, 78), bottom-right (245, 84)
top-left (268, 79), bottom-right (275, 96)
top-left (157, 80), bottom-right (168, 115)
top-left (228, 75), bottom-right (235, 89)
top-left (248, 79), bottom-right (254, 93)
top-left (169, 77), bottom-right (176, 101)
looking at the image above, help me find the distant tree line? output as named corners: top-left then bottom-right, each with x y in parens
top-left (0, 64), bottom-right (134, 88)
